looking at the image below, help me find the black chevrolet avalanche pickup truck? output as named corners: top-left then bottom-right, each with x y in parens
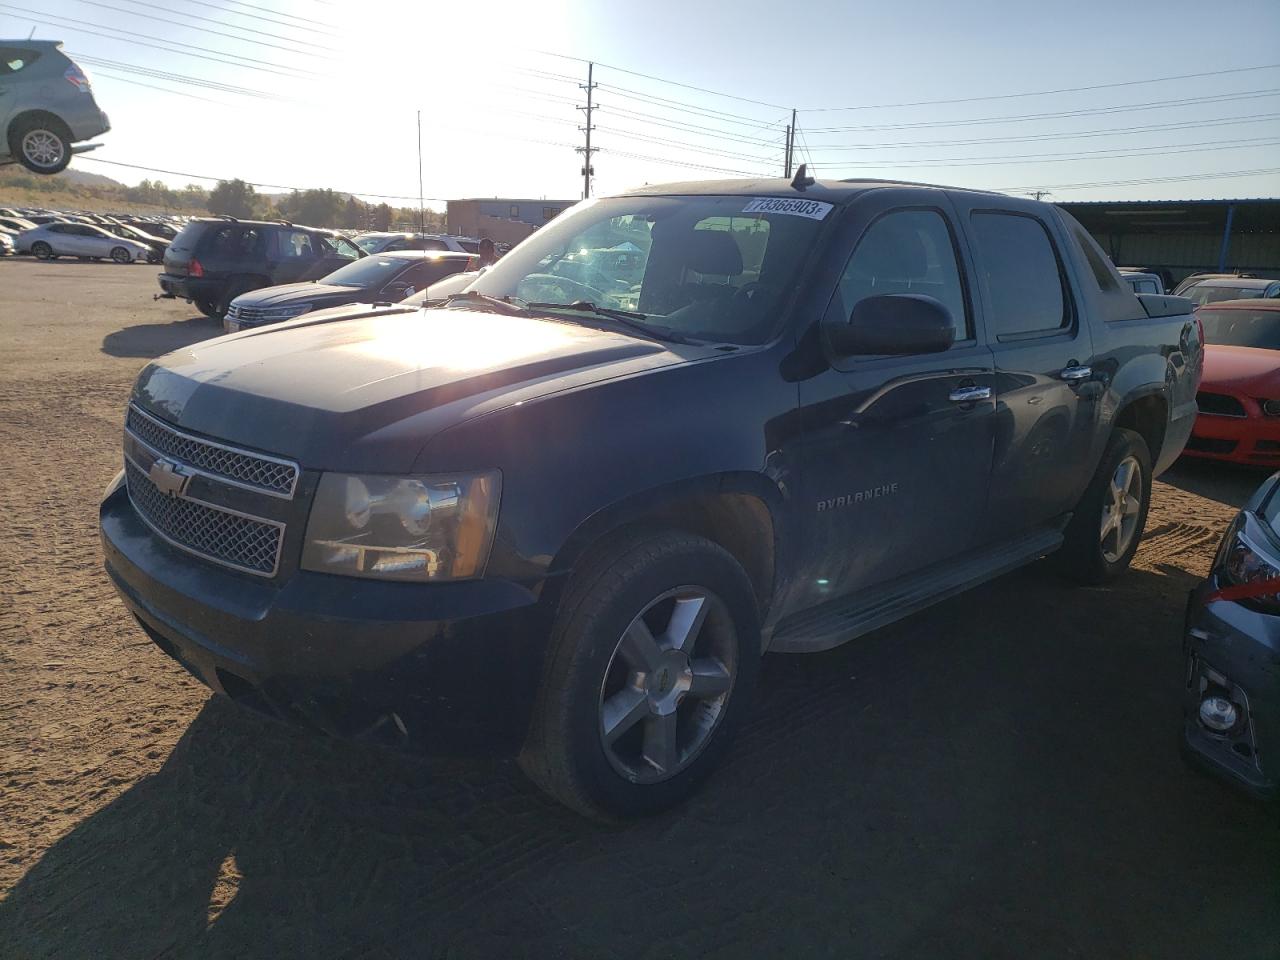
top-left (100, 176), bottom-right (1201, 818)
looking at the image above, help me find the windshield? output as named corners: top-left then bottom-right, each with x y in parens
top-left (355, 235), bottom-right (395, 253)
top-left (467, 195), bottom-right (830, 344)
top-left (1199, 308), bottom-right (1280, 350)
top-left (1187, 283), bottom-right (1267, 306)
top-left (319, 255), bottom-right (414, 288)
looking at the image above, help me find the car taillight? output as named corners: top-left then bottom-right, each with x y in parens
top-left (64, 66), bottom-right (91, 92)
top-left (188, 258), bottom-right (204, 278)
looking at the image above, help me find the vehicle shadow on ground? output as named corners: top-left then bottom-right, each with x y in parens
top-left (101, 316), bottom-right (218, 358)
top-left (1160, 457), bottom-right (1271, 510)
top-left (2, 563), bottom-right (1277, 960)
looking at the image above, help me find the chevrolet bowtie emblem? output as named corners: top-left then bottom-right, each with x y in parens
top-left (148, 458), bottom-right (191, 498)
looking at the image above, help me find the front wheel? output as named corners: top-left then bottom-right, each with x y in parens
top-left (110, 246), bottom-right (133, 264)
top-left (520, 529), bottom-right (760, 819)
top-left (1057, 427), bottom-right (1152, 584)
top-left (31, 241), bottom-right (53, 260)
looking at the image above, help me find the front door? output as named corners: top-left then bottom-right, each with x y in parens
top-left (792, 200), bottom-right (996, 608)
top-left (271, 229), bottom-right (322, 283)
top-left (947, 198), bottom-right (1099, 541)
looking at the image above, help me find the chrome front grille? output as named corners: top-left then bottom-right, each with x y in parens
top-left (124, 460), bottom-right (284, 576)
top-left (126, 405), bottom-right (298, 497)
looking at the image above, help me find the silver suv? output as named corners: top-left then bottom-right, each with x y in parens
top-left (0, 41), bottom-right (110, 174)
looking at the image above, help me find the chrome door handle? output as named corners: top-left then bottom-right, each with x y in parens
top-left (1061, 365), bottom-right (1092, 381)
top-left (949, 385), bottom-right (991, 403)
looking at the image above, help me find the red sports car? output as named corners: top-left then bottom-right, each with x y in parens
top-left (1186, 300), bottom-right (1280, 465)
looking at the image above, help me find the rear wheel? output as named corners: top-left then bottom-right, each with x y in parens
top-left (10, 115), bottom-right (72, 175)
top-left (110, 246), bottom-right (133, 264)
top-left (520, 529), bottom-right (760, 819)
top-left (31, 241), bottom-right (53, 260)
top-left (192, 298), bottom-right (221, 319)
top-left (1057, 428), bottom-right (1152, 584)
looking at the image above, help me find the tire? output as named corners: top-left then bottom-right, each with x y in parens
top-left (110, 246), bottom-right (133, 264)
top-left (193, 298), bottom-right (221, 319)
top-left (212, 278), bottom-right (264, 320)
top-left (31, 241), bottom-right (53, 260)
top-left (9, 115), bottom-right (73, 175)
top-left (1056, 428), bottom-right (1152, 584)
top-left (519, 528), bottom-right (761, 820)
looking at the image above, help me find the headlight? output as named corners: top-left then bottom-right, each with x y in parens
top-left (301, 470), bottom-right (500, 582)
top-left (1216, 512), bottom-right (1280, 611)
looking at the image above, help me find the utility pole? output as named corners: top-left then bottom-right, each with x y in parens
top-left (576, 62), bottom-right (597, 199)
top-left (784, 108), bottom-right (797, 178)
top-left (416, 109), bottom-right (425, 234)
top-left (1027, 190), bottom-right (1051, 201)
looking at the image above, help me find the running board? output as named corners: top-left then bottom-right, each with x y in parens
top-left (769, 526), bottom-right (1065, 654)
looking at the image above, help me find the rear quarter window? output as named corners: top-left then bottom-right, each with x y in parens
top-left (0, 48), bottom-right (41, 74)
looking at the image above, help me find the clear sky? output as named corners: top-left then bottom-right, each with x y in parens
top-left (8, 0), bottom-right (1280, 208)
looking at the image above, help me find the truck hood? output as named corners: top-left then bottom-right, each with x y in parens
top-left (131, 306), bottom-right (701, 473)
top-left (1202, 344), bottom-right (1280, 396)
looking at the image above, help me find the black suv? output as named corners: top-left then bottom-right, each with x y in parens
top-left (157, 217), bottom-right (364, 319)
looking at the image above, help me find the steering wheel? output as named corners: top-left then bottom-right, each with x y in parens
top-left (517, 273), bottom-right (608, 304)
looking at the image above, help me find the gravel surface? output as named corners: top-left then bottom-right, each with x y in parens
top-left (1, 258), bottom-right (1277, 959)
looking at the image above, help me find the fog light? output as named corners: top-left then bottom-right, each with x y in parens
top-left (1199, 695), bottom-right (1239, 733)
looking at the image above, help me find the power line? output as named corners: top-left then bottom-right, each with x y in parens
top-left (594, 126), bottom-right (779, 165)
top-left (803, 89), bottom-right (1280, 133)
top-left (801, 113), bottom-right (1280, 151)
top-left (0, 6), bottom-right (323, 79)
top-left (100, 0), bottom-right (337, 53)
top-left (89, 69), bottom-right (231, 105)
top-left (174, 0), bottom-right (340, 37)
top-left (803, 62), bottom-right (1280, 112)
top-left (73, 54), bottom-right (296, 101)
top-left (205, 0), bottom-right (341, 33)
top-left (604, 149), bottom-right (771, 178)
top-left (534, 49), bottom-right (789, 110)
top-left (814, 137), bottom-right (1280, 171)
top-left (993, 166), bottom-right (1280, 193)
top-left (61, 0), bottom-right (337, 60)
top-left (600, 105), bottom-right (784, 149)
top-left (596, 83), bottom-right (784, 128)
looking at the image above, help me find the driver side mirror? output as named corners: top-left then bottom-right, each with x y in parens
top-left (826, 294), bottom-right (956, 357)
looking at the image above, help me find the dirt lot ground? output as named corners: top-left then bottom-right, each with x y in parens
top-left (1, 258), bottom-right (1277, 959)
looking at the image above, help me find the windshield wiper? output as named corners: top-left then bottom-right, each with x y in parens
top-left (525, 300), bottom-right (697, 345)
top-left (440, 291), bottom-right (529, 315)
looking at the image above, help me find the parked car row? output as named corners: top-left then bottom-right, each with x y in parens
top-left (0, 204), bottom-right (185, 262)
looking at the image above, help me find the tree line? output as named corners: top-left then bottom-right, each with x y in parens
top-left (0, 169), bottom-right (446, 232)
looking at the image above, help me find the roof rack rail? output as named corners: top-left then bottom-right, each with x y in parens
top-left (213, 214), bottom-right (237, 221)
top-left (274, 219), bottom-right (293, 227)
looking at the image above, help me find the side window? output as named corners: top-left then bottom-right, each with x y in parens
top-left (277, 230), bottom-right (316, 259)
top-left (0, 48), bottom-right (40, 74)
top-left (1068, 225), bottom-right (1120, 293)
top-left (410, 238), bottom-right (448, 251)
top-left (832, 208), bottom-right (969, 339)
top-left (383, 238), bottom-right (407, 251)
top-left (971, 212), bottom-right (1069, 339)
top-left (332, 236), bottom-right (361, 259)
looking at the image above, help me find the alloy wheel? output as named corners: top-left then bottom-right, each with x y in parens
top-left (1100, 454), bottom-right (1143, 563)
top-left (21, 129), bottom-right (64, 170)
top-left (597, 586), bottom-right (736, 783)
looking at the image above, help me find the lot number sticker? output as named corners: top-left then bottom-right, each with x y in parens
top-left (742, 197), bottom-right (833, 220)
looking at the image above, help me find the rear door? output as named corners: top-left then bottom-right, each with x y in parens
top-left (948, 195), bottom-right (1099, 541)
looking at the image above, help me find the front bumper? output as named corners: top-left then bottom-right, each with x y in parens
top-left (1183, 579), bottom-right (1280, 800)
top-left (100, 482), bottom-right (550, 755)
top-left (1184, 407), bottom-right (1280, 466)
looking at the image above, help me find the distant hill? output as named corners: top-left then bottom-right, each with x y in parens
top-left (0, 165), bottom-right (125, 189)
